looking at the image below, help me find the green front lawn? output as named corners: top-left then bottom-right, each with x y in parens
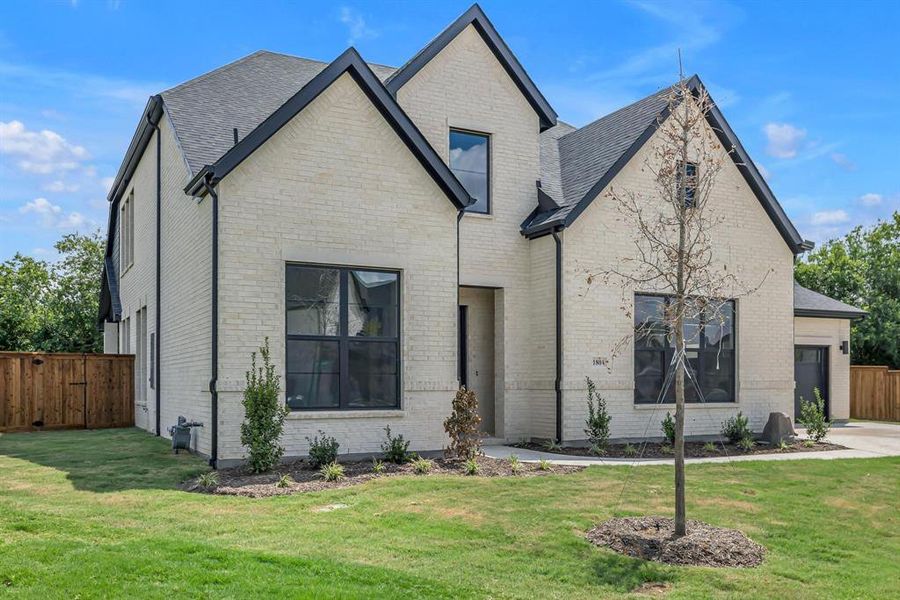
top-left (0, 429), bottom-right (897, 599)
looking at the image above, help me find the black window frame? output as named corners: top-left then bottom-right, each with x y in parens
top-left (678, 161), bottom-right (698, 208)
top-left (633, 293), bottom-right (736, 405)
top-left (285, 263), bottom-right (401, 411)
top-left (449, 128), bottom-right (491, 215)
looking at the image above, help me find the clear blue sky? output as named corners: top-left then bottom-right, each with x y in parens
top-left (2, 0), bottom-right (898, 261)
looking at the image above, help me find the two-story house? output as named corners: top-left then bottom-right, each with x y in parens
top-left (99, 4), bottom-right (864, 466)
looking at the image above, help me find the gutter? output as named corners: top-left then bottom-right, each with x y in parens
top-left (199, 175), bottom-right (219, 468)
top-left (551, 229), bottom-right (563, 443)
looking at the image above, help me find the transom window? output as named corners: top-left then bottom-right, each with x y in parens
top-left (449, 129), bottom-right (490, 214)
top-left (285, 265), bottom-right (400, 411)
top-left (634, 294), bottom-right (735, 404)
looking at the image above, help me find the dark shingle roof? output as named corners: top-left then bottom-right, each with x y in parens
top-left (529, 86), bottom-right (672, 233)
top-left (161, 50), bottom-right (396, 175)
top-left (794, 282), bottom-right (866, 319)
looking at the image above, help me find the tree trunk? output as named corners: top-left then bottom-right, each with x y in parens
top-left (673, 308), bottom-right (686, 536)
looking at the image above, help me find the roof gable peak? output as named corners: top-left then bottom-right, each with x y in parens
top-left (385, 3), bottom-right (557, 131)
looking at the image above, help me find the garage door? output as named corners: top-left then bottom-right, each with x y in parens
top-left (794, 346), bottom-right (829, 420)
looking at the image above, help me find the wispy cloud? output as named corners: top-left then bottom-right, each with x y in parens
top-left (42, 180), bottom-right (81, 193)
top-left (810, 209), bottom-right (849, 226)
top-left (18, 197), bottom-right (94, 230)
top-left (763, 122), bottom-right (806, 159)
top-left (830, 152), bottom-right (856, 171)
top-left (339, 6), bottom-right (379, 46)
top-left (858, 193), bottom-right (882, 206)
top-left (0, 120), bottom-right (89, 174)
top-left (0, 60), bottom-right (166, 110)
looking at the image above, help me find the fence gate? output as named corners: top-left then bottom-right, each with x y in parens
top-left (0, 352), bottom-right (134, 432)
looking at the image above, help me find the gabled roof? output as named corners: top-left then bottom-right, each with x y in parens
top-left (98, 256), bottom-right (121, 324)
top-left (385, 3), bottom-right (557, 131)
top-left (185, 47), bottom-right (472, 210)
top-left (523, 76), bottom-right (810, 255)
top-left (794, 282), bottom-right (867, 320)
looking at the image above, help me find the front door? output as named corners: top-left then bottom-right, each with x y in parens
top-left (794, 346), bottom-right (829, 420)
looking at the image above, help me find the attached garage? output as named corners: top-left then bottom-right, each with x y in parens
top-left (793, 282), bottom-right (866, 423)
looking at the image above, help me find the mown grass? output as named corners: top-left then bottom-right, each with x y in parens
top-left (0, 428), bottom-right (897, 599)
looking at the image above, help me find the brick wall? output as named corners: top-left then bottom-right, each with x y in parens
top-left (560, 114), bottom-right (796, 440)
top-left (215, 73), bottom-right (459, 460)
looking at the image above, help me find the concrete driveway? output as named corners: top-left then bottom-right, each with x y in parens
top-left (484, 420), bottom-right (900, 466)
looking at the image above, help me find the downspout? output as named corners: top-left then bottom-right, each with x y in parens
top-left (551, 229), bottom-right (563, 443)
top-left (147, 111), bottom-right (162, 437)
top-left (201, 177), bottom-right (219, 468)
top-left (456, 209), bottom-right (464, 385)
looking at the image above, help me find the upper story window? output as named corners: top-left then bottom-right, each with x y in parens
top-left (678, 161), bottom-right (697, 208)
top-left (449, 129), bottom-right (490, 214)
top-left (285, 264), bottom-right (400, 411)
top-left (120, 190), bottom-right (134, 269)
top-left (634, 294), bottom-right (735, 404)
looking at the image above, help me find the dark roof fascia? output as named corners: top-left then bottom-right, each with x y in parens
top-left (523, 75), bottom-right (808, 254)
top-left (185, 47), bottom-right (472, 210)
top-left (794, 308), bottom-right (867, 320)
top-left (98, 256), bottom-right (122, 324)
top-left (537, 182), bottom-right (560, 212)
top-left (107, 96), bottom-right (165, 205)
top-left (384, 3), bottom-right (557, 131)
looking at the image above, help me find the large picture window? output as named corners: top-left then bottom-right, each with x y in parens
top-left (449, 129), bottom-right (490, 214)
top-left (286, 265), bottom-right (400, 410)
top-left (634, 294), bottom-right (735, 404)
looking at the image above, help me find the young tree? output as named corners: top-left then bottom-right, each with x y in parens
top-left (587, 77), bottom-right (768, 536)
top-left (0, 254), bottom-right (52, 351)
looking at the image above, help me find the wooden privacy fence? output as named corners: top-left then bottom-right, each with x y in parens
top-left (850, 365), bottom-right (900, 422)
top-left (0, 352), bottom-right (134, 432)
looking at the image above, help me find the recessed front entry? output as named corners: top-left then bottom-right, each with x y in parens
top-left (794, 345), bottom-right (829, 420)
top-left (459, 286), bottom-right (496, 436)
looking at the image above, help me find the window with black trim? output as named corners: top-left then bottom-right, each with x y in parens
top-left (678, 161), bottom-right (697, 208)
top-left (634, 294), bottom-right (735, 404)
top-left (449, 129), bottom-right (490, 214)
top-left (285, 264), bottom-right (400, 410)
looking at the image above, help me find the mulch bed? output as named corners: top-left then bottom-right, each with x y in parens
top-left (586, 516), bottom-right (766, 568)
top-left (183, 456), bottom-right (584, 498)
top-left (517, 439), bottom-right (845, 459)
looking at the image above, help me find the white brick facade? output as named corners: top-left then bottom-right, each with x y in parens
top-left (105, 10), bottom-right (841, 463)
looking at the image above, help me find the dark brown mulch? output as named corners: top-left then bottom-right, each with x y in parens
top-left (586, 516), bottom-right (766, 568)
top-left (517, 439), bottom-right (845, 459)
top-left (183, 456), bottom-right (584, 498)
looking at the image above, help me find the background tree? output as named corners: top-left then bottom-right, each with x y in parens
top-left (587, 77), bottom-right (767, 536)
top-left (0, 230), bottom-right (104, 353)
top-left (795, 213), bottom-right (900, 368)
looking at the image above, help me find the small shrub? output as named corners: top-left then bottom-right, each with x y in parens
top-left (661, 412), bottom-right (676, 445)
top-left (721, 412), bottom-right (751, 444)
top-left (584, 377), bottom-right (612, 451)
top-left (508, 455), bottom-right (523, 475)
top-left (306, 431), bottom-right (339, 469)
top-left (799, 388), bottom-right (831, 442)
top-left (381, 426), bottom-right (411, 464)
top-left (508, 454), bottom-right (520, 468)
top-left (372, 460), bottom-right (385, 475)
top-left (464, 457), bottom-right (479, 476)
top-left (538, 458), bottom-right (552, 471)
top-left (412, 457), bottom-right (433, 474)
top-left (319, 461), bottom-right (344, 482)
top-left (197, 471), bottom-right (218, 489)
top-left (542, 439), bottom-right (562, 453)
top-left (623, 443), bottom-right (637, 458)
top-left (702, 441), bottom-right (717, 453)
top-left (803, 439), bottom-right (815, 448)
top-left (444, 387), bottom-right (483, 460)
top-left (737, 437), bottom-right (756, 452)
top-left (660, 443), bottom-right (674, 455)
top-left (240, 338), bottom-right (289, 473)
top-left (778, 440), bottom-right (790, 451)
top-left (589, 443), bottom-right (607, 456)
top-left (275, 473), bottom-right (294, 488)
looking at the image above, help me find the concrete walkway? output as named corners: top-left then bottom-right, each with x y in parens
top-left (483, 420), bottom-right (900, 467)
